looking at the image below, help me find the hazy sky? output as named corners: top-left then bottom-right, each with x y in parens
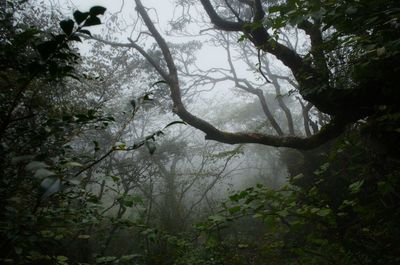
top-left (61, 0), bottom-right (226, 64)
top-left (43, 0), bottom-right (264, 108)
top-left (68, 0), bottom-right (183, 31)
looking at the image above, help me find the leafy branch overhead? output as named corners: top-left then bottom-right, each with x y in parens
top-left (36, 6), bottom-right (106, 61)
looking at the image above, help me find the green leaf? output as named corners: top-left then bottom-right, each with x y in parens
top-left (96, 256), bottom-right (117, 264)
top-left (130, 99), bottom-right (136, 109)
top-left (349, 180), bottom-right (364, 193)
top-left (116, 142), bottom-right (126, 150)
top-left (60, 19), bottom-right (74, 35)
top-left (143, 93), bottom-right (153, 101)
top-left (63, 161), bottom-right (83, 168)
top-left (317, 208), bottom-right (331, 217)
top-left (120, 254), bottom-right (142, 261)
top-left (78, 29), bottom-right (92, 36)
top-left (292, 173), bottom-right (304, 180)
top-left (26, 161), bottom-right (48, 171)
top-left (34, 168), bottom-right (55, 179)
top-left (93, 140), bottom-right (100, 151)
top-left (277, 209), bottom-right (288, 217)
top-left (11, 155), bottom-right (34, 164)
top-left (268, 5), bottom-right (282, 13)
top-left (141, 228), bottom-right (157, 242)
top-left (73, 10), bottom-right (89, 25)
top-left (151, 80), bottom-right (168, 87)
top-left (377, 181), bottom-right (392, 194)
top-left (14, 247), bottom-right (22, 255)
top-left (310, 207), bottom-right (320, 213)
top-left (345, 6), bottom-right (357, 15)
top-left (229, 194), bottom-right (240, 202)
top-left (83, 16), bottom-right (101, 27)
top-left (228, 205), bottom-right (241, 214)
top-left (288, 15), bottom-right (304, 26)
top-left (67, 179), bottom-right (81, 185)
top-left (342, 199), bottom-right (356, 206)
top-left (155, 130), bottom-right (164, 136)
top-left (208, 214), bottom-right (226, 223)
top-left (163, 120), bottom-right (187, 129)
top-left (56, 256), bottom-right (69, 261)
top-left (146, 141), bottom-right (156, 155)
top-left (40, 177), bottom-right (61, 200)
top-left (89, 6), bottom-right (107, 16)
top-left (377, 47), bottom-right (386, 57)
top-left (237, 35), bottom-right (247, 42)
top-left (110, 175), bottom-right (120, 182)
top-left (36, 40), bottom-right (58, 59)
top-left (314, 162), bottom-right (329, 175)
top-left (253, 213), bottom-right (263, 218)
top-left (121, 198), bottom-right (133, 207)
top-left (69, 35), bottom-right (81, 42)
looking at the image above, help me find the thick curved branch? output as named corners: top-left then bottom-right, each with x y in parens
top-left (197, 115), bottom-right (346, 149)
top-left (134, 0), bottom-right (347, 150)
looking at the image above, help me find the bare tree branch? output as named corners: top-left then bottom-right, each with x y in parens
top-left (222, 34), bottom-right (282, 135)
top-left (297, 97), bottom-right (314, 137)
top-left (79, 33), bottom-right (170, 81)
top-left (262, 58), bottom-right (295, 135)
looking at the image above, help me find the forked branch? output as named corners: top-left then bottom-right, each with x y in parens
top-left (133, 0), bottom-right (347, 150)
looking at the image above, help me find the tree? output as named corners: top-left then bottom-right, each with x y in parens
top-left (2, 1), bottom-right (399, 264)
top-left (0, 4), bottom-right (163, 264)
top-left (112, 2), bottom-right (399, 263)
top-left (127, 0), bottom-right (400, 150)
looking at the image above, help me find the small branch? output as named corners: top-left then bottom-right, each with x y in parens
top-left (257, 49), bottom-right (271, 83)
top-left (297, 97), bottom-right (313, 137)
top-left (224, 0), bottom-right (244, 23)
top-left (79, 33), bottom-right (169, 81)
top-left (74, 149), bottom-right (115, 178)
top-left (222, 38), bottom-right (282, 135)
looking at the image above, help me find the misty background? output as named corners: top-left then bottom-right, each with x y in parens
top-left (2, 0), bottom-right (398, 264)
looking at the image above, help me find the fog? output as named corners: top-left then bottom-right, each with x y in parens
top-left (3, 0), bottom-right (398, 264)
